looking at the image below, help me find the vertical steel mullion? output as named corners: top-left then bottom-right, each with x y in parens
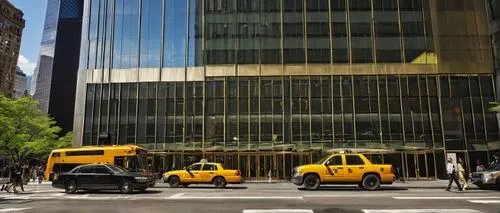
top-left (308, 76), bottom-right (313, 149)
top-left (468, 77), bottom-right (478, 142)
top-left (426, 75), bottom-right (438, 180)
top-left (436, 75), bottom-right (448, 169)
top-left (248, 81), bottom-right (251, 151)
top-left (396, 0), bottom-right (405, 63)
top-left (385, 77), bottom-right (392, 142)
top-left (116, 84), bottom-right (121, 145)
top-left (224, 78), bottom-right (227, 149)
top-left (331, 75), bottom-right (334, 149)
top-left (478, 75), bottom-right (489, 144)
top-left (351, 76), bottom-right (356, 147)
top-left (97, 0), bottom-right (109, 145)
top-left (134, 0), bottom-right (142, 146)
top-left (398, 76), bottom-right (406, 147)
top-left (303, 0), bottom-right (308, 65)
top-left (340, 76), bottom-right (345, 143)
top-left (346, 0), bottom-right (352, 63)
top-left (105, 0), bottom-right (115, 142)
top-left (370, 0), bottom-right (376, 63)
top-left (377, 75), bottom-right (383, 144)
top-left (328, 0), bottom-right (333, 64)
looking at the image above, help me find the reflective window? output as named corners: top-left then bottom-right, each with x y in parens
top-left (140, 0), bottom-right (162, 68)
top-left (164, 0), bottom-right (187, 67)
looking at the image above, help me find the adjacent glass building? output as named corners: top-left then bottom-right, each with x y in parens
top-left (32, 0), bottom-right (84, 134)
top-left (74, 0), bottom-right (500, 180)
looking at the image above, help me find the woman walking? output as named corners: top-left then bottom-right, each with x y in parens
top-left (457, 158), bottom-right (469, 190)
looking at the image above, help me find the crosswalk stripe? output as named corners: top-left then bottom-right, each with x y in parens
top-left (243, 210), bottom-right (313, 213)
top-left (393, 197), bottom-right (500, 200)
top-left (362, 209), bottom-right (483, 213)
top-left (0, 208), bottom-right (33, 212)
top-left (467, 200), bottom-right (500, 204)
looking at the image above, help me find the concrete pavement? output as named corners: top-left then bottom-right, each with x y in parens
top-left (0, 182), bottom-right (498, 213)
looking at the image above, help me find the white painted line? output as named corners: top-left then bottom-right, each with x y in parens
top-left (169, 193), bottom-right (185, 198)
top-left (0, 207), bottom-right (33, 212)
top-left (170, 196), bottom-right (304, 200)
top-left (393, 197), bottom-right (500, 200)
top-left (363, 209), bottom-right (483, 213)
top-left (243, 210), bottom-right (313, 213)
top-left (468, 200), bottom-right (500, 204)
top-left (304, 194), bottom-right (392, 198)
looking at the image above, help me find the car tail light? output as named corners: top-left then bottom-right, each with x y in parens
top-left (235, 170), bottom-right (241, 176)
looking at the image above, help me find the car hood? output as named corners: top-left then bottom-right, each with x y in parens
top-left (165, 170), bottom-right (185, 175)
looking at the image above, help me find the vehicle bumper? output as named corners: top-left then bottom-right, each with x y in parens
top-left (292, 174), bottom-right (303, 186)
top-left (472, 177), bottom-right (496, 185)
top-left (132, 182), bottom-right (150, 189)
top-left (226, 176), bottom-right (244, 184)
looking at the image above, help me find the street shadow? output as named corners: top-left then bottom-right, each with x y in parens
top-left (298, 185), bottom-right (408, 191)
top-left (74, 189), bottom-right (163, 195)
top-left (153, 185), bottom-right (248, 190)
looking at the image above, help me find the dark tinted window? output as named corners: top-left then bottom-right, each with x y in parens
top-left (78, 166), bottom-right (95, 173)
top-left (202, 164), bottom-right (217, 171)
top-left (326, 156), bottom-right (343, 166)
top-left (187, 164), bottom-right (202, 171)
top-left (66, 150), bottom-right (104, 156)
top-left (53, 164), bottom-right (81, 173)
top-left (94, 165), bottom-right (110, 174)
top-left (51, 152), bottom-right (61, 157)
top-left (346, 155), bottom-right (365, 165)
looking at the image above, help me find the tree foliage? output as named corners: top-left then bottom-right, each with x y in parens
top-left (0, 95), bottom-right (71, 164)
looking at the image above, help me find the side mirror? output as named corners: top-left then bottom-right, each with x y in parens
top-left (108, 171), bottom-right (114, 175)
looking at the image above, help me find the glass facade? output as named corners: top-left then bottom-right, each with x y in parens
top-left (76, 0), bottom-right (499, 180)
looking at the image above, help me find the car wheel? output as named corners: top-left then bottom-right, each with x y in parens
top-left (119, 180), bottom-right (133, 194)
top-left (213, 177), bottom-right (227, 188)
top-left (362, 174), bottom-right (381, 191)
top-left (138, 187), bottom-right (147, 193)
top-left (182, 183), bottom-right (190, 188)
top-left (303, 175), bottom-right (320, 191)
top-left (169, 176), bottom-right (181, 188)
top-left (64, 179), bottom-right (77, 194)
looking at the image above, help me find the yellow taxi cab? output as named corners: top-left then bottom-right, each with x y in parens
top-left (163, 160), bottom-right (242, 188)
top-left (292, 151), bottom-right (395, 191)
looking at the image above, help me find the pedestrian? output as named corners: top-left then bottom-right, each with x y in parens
top-left (37, 167), bottom-right (44, 184)
top-left (267, 166), bottom-right (272, 183)
top-left (7, 164), bottom-right (18, 193)
top-left (457, 158), bottom-right (469, 190)
top-left (446, 158), bottom-right (462, 191)
top-left (476, 159), bottom-right (485, 172)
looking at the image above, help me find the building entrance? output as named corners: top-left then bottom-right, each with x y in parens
top-left (405, 152), bottom-right (435, 180)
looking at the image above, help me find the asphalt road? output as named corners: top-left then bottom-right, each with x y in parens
top-left (0, 182), bottom-right (499, 213)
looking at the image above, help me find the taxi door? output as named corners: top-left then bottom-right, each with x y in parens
top-left (198, 164), bottom-right (217, 183)
top-left (184, 163), bottom-right (203, 183)
top-left (344, 155), bottom-right (366, 182)
top-left (322, 155), bottom-right (345, 182)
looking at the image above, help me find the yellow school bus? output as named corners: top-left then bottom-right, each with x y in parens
top-left (45, 145), bottom-right (150, 182)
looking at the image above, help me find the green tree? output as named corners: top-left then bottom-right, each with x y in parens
top-left (0, 95), bottom-right (71, 164)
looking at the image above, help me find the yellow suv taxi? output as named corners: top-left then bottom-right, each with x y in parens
top-left (163, 161), bottom-right (242, 188)
top-left (292, 153), bottom-right (395, 190)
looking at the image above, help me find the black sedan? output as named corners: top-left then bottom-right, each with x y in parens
top-left (52, 164), bottom-right (154, 194)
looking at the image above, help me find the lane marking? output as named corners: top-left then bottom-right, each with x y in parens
top-left (0, 208), bottom-right (33, 212)
top-left (243, 210), bottom-right (313, 213)
top-left (468, 200), bottom-right (500, 204)
top-left (170, 196), bottom-right (304, 200)
top-left (393, 197), bottom-right (500, 200)
top-left (169, 193), bottom-right (185, 198)
top-left (362, 209), bottom-right (483, 213)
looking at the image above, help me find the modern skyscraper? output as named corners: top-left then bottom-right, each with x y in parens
top-left (12, 66), bottom-right (26, 99)
top-left (74, 0), bottom-right (500, 180)
top-left (32, 0), bottom-right (83, 134)
top-left (0, 0), bottom-right (24, 97)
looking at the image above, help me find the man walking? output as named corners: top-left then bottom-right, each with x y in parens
top-left (446, 158), bottom-right (462, 191)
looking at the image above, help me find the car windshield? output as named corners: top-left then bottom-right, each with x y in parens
top-left (486, 162), bottom-right (500, 171)
top-left (315, 155), bottom-right (331, 164)
top-left (107, 164), bottom-right (128, 173)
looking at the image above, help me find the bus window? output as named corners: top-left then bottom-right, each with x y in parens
top-left (114, 156), bottom-right (148, 172)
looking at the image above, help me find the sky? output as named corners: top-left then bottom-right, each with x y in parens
top-left (10, 0), bottom-right (47, 76)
